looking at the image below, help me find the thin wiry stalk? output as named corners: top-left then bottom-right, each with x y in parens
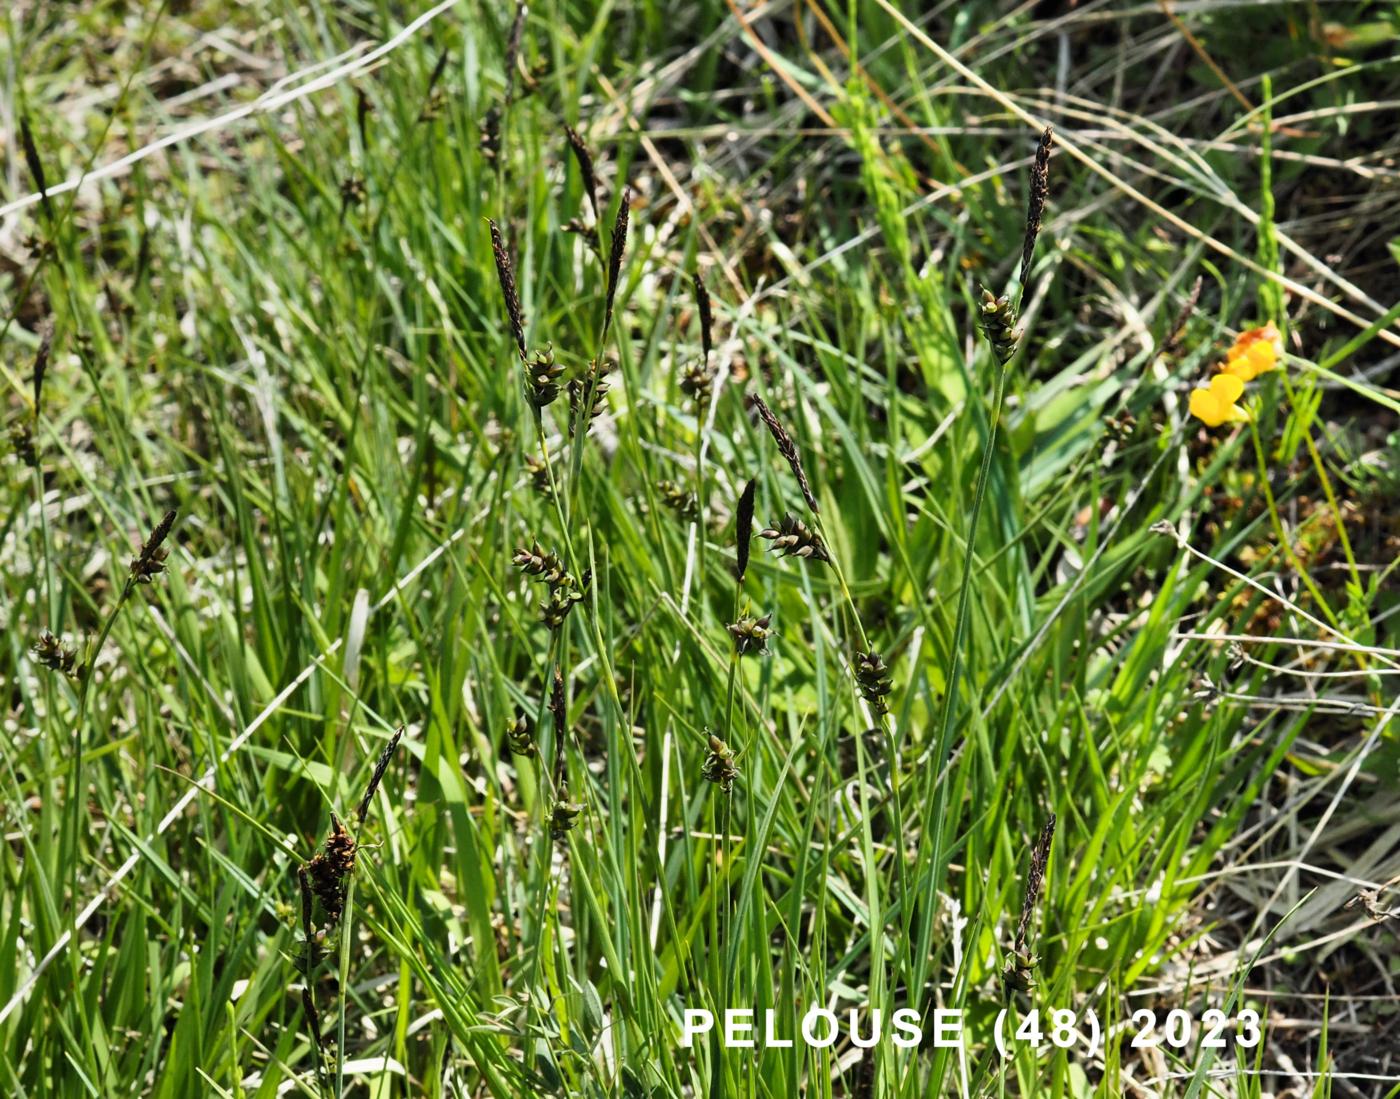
top-left (914, 343), bottom-right (1014, 999)
top-left (915, 128), bottom-right (1057, 1001)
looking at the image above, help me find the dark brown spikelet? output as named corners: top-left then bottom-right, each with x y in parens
top-left (488, 220), bottom-right (527, 359)
top-left (564, 124), bottom-right (599, 223)
top-left (1004, 812), bottom-right (1056, 994)
top-left (355, 86), bottom-right (372, 149)
top-left (33, 322), bottom-right (53, 411)
top-left (1015, 813), bottom-right (1056, 952)
top-left (338, 176), bottom-right (366, 220)
top-left (355, 726), bottom-right (403, 826)
top-left (305, 815), bottom-right (357, 926)
top-left (1162, 275), bottom-right (1204, 360)
top-left (480, 106), bottom-right (502, 162)
top-left (854, 650), bottom-right (893, 716)
top-left (758, 513), bottom-right (829, 564)
top-left (503, 1), bottom-right (528, 106)
top-left (32, 631), bottom-right (83, 679)
top-left (602, 190), bottom-right (630, 339)
top-left (549, 665), bottom-right (566, 738)
top-left (129, 509), bottom-right (177, 587)
top-left (694, 273), bottom-right (713, 362)
top-left (419, 48), bottom-right (450, 122)
top-left (702, 734), bottom-right (737, 794)
top-left (567, 359), bottom-right (611, 436)
top-left (10, 420), bottom-right (36, 467)
top-left (752, 397), bottom-right (818, 514)
top-left (1017, 126), bottom-right (1054, 299)
top-left (20, 117), bottom-right (50, 221)
top-left (297, 864), bottom-right (315, 941)
top-left (678, 359), bottom-right (715, 407)
top-left (300, 986), bottom-right (325, 1048)
top-left (513, 543), bottom-right (569, 586)
top-left (735, 478), bottom-right (756, 581)
top-left (134, 227), bottom-right (151, 285)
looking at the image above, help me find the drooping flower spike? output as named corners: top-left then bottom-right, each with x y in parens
top-left (1188, 372), bottom-right (1250, 428)
top-left (1222, 323), bottom-right (1281, 382)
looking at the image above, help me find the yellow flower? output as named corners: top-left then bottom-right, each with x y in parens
top-left (1189, 372), bottom-right (1250, 427)
top-left (1222, 323), bottom-right (1281, 381)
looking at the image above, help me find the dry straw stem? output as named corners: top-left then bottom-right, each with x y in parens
top-left (355, 726), bottom-right (404, 826)
top-left (734, 478), bottom-right (756, 581)
top-left (1016, 126), bottom-right (1053, 300)
top-left (602, 190), bottom-right (630, 340)
top-left (693, 272), bottom-right (713, 362)
top-left (564, 123), bottom-right (600, 223)
top-left (488, 219), bottom-right (527, 359)
top-left (752, 396), bottom-right (818, 514)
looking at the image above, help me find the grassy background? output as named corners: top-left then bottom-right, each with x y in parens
top-left (3, 0), bottom-right (1399, 1095)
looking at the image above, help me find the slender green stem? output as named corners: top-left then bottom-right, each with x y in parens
top-left (914, 348), bottom-right (1012, 999)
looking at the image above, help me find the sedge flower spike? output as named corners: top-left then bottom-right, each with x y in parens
top-left (1222, 323), bottom-right (1281, 382)
top-left (1188, 372), bottom-right (1250, 428)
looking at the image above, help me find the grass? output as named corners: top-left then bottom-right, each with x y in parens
top-left (2, 1), bottom-right (1399, 1096)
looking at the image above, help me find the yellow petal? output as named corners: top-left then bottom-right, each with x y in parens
top-left (1222, 357), bottom-right (1252, 381)
top-left (1209, 372), bottom-right (1245, 403)
top-left (1230, 322), bottom-right (1280, 356)
top-left (1244, 342), bottom-right (1276, 374)
top-left (1189, 387), bottom-right (1227, 427)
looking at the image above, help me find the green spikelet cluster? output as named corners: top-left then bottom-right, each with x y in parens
top-left (978, 288), bottom-right (1020, 365)
top-left (854, 650), bottom-right (893, 715)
